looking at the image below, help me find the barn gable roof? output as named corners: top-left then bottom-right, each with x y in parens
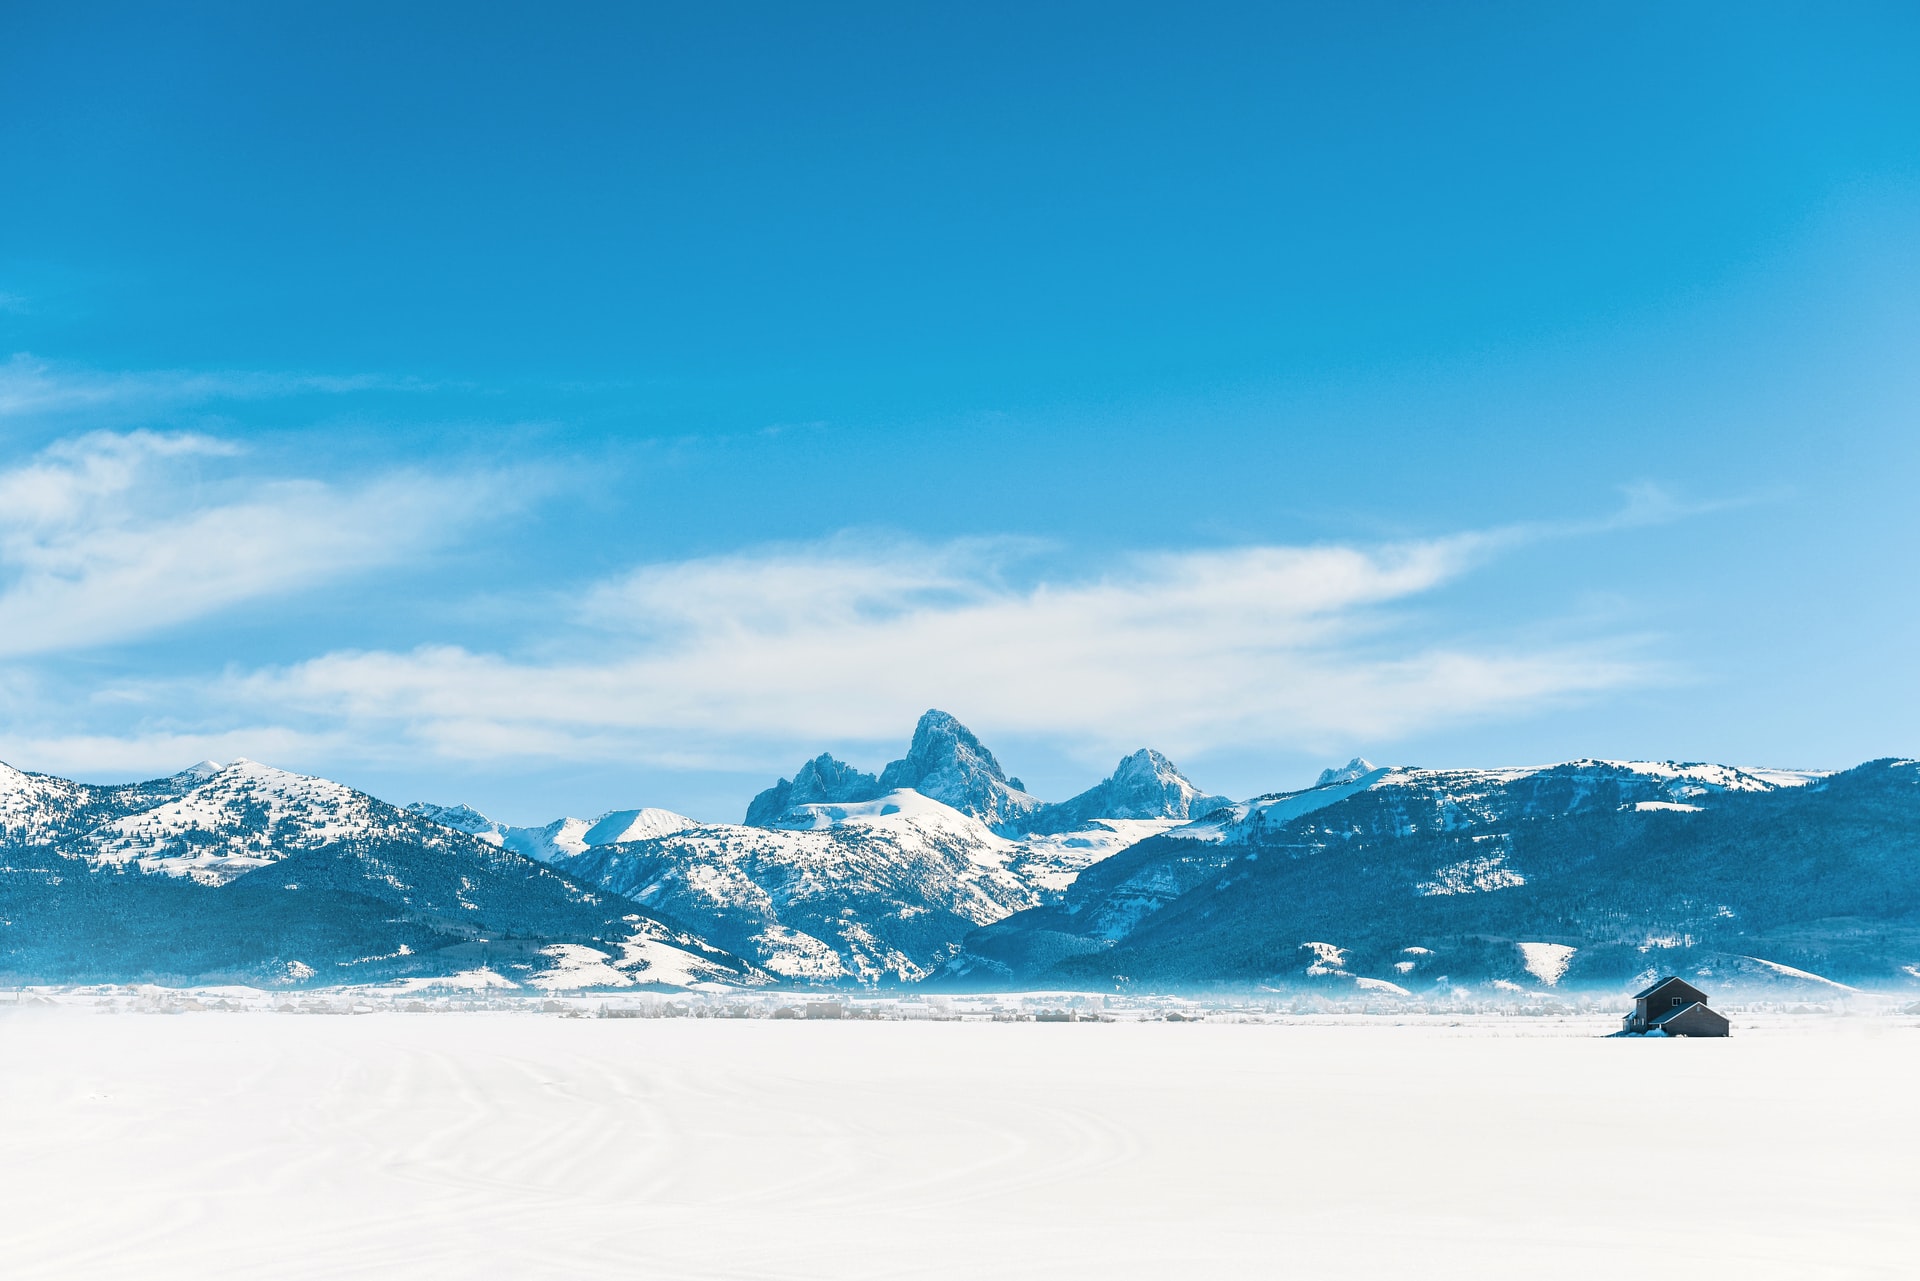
top-left (1650, 1001), bottom-right (1707, 1025)
top-left (1633, 975), bottom-right (1706, 1001)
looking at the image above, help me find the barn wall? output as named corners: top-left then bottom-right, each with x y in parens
top-left (1663, 1004), bottom-right (1731, 1037)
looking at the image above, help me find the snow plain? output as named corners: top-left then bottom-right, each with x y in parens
top-left (1, 1008), bottom-right (1915, 1280)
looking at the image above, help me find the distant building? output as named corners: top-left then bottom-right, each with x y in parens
top-left (1621, 976), bottom-right (1731, 1037)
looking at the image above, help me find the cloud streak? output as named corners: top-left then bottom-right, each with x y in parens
top-left (0, 352), bottom-right (427, 422)
top-left (224, 531), bottom-right (1650, 767)
top-left (0, 409), bottom-right (1675, 781)
top-left (0, 429), bottom-right (497, 658)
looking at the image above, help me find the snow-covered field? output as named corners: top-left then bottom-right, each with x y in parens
top-left (2, 1007), bottom-right (1915, 1279)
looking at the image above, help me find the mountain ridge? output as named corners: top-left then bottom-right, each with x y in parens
top-left (1, 758), bottom-right (763, 991)
top-left (6, 739), bottom-right (1915, 995)
top-left (954, 757), bottom-right (1914, 993)
top-left (742, 709), bottom-right (1229, 837)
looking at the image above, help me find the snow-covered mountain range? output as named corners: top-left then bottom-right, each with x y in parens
top-left (742, 711), bottom-right (1227, 834)
top-left (6, 717), bottom-right (1918, 993)
top-left (960, 756), bottom-right (1920, 993)
top-left (424, 712), bottom-right (1226, 983)
top-left (0, 758), bottom-right (760, 990)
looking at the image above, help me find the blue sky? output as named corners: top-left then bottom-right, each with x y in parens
top-left (2, 3), bottom-right (1917, 823)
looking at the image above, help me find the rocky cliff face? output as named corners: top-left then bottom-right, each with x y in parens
top-left (872, 710), bottom-right (1045, 834)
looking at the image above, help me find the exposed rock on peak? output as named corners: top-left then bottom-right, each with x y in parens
top-left (875, 710), bottom-right (1042, 834)
top-left (1026, 748), bottom-right (1231, 835)
top-left (1316, 757), bottom-right (1378, 787)
top-left (743, 712), bottom-right (1043, 833)
top-left (744, 752), bottom-right (883, 826)
top-left (741, 712), bottom-right (1229, 838)
top-left (406, 801), bottom-right (507, 845)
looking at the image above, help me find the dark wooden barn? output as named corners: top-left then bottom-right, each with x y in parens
top-left (1621, 975), bottom-right (1731, 1037)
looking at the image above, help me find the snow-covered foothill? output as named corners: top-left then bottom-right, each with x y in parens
top-left (85, 759), bottom-right (389, 883)
top-left (559, 792), bottom-right (1036, 984)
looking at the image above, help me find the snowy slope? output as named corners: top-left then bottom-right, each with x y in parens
top-left (0, 760), bottom-right (100, 848)
top-left (88, 759), bottom-right (394, 884)
top-left (965, 757), bottom-right (1912, 993)
top-left (0, 759), bottom-right (207, 851)
top-left (1173, 758), bottom-right (1823, 846)
top-left (561, 790), bottom-right (1039, 983)
top-left (1, 760), bottom-right (764, 990)
top-left (1009, 819), bottom-right (1186, 896)
top-left (405, 802), bottom-right (508, 845)
top-left (581, 808), bottom-right (698, 845)
top-left (406, 804), bottom-right (698, 865)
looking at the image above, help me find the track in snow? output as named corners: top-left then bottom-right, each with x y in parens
top-left (0, 1013), bottom-right (1914, 1280)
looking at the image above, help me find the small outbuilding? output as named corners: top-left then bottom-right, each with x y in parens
top-left (1621, 975), bottom-right (1731, 1037)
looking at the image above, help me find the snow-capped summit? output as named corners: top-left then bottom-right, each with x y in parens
top-left (875, 710), bottom-right (1043, 833)
top-left (87, 758), bottom-right (387, 883)
top-left (1316, 757), bottom-right (1378, 786)
top-left (406, 802), bottom-right (699, 864)
top-left (1025, 748), bottom-right (1231, 834)
top-left (742, 710), bottom-right (1044, 833)
top-left (581, 808), bottom-right (699, 845)
top-left (742, 712), bottom-right (1230, 838)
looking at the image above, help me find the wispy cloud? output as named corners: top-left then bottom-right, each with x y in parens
top-left (0, 727), bottom-right (351, 779)
top-left (0, 429), bottom-right (499, 657)
top-left (0, 352), bottom-right (428, 422)
top-left (220, 528), bottom-right (1651, 767)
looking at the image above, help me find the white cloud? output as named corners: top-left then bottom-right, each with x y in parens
top-left (0, 429), bottom-right (493, 657)
top-left (0, 352), bottom-right (417, 421)
top-left (0, 727), bottom-right (349, 779)
top-left (223, 532), bottom-right (1648, 766)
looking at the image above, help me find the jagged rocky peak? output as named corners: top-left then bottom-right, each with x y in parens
top-left (739, 712), bottom-right (1234, 836)
top-left (1316, 757), bottom-right (1378, 787)
top-left (742, 710), bottom-right (1041, 832)
top-left (876, 710), bottom-right (1042, 833)
top-left (1025, 747), bottom-right (1232, 834)
top-left (1105, 748), bottom-right (1231, 816)
top-left (744, 752), bottom-right (882, 826)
